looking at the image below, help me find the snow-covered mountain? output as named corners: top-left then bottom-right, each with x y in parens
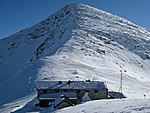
top-left (0, 3), bottom-right (150, 112)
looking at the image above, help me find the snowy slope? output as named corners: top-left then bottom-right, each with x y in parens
top-left (0, 3), bottom-right (150, 113)
top-left (55, 99), bottom-right (150, 113)
top-left (0, 4), bottom-right (75, 83)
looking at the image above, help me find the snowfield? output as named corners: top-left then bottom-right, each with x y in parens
top-left (55, 99), bottom-right (150, 113)
top-left (1, 98), bottom-right (150, 113)
top-left (56, 99), bottom-right (150, 113)
top-left (0, 3), bottom-right (150, 113)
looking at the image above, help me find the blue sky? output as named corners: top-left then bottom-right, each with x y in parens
top-left (0, 0), bottom-right (150, 39)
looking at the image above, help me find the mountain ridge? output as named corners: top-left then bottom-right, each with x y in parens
top-left (0, 3), bottom-right (150, 109)
top-left (0, 4), bottom-right (149, 63)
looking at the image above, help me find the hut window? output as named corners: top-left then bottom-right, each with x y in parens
top-left (76, 90), bottom-right (81, 93)
top-left (86, 90), bottom-right (89, 92)
top-left (64, 89), bottom-right (67, 92)
top-left (94, 90), bottom-right (98, 93)
top-left (43, 89), bottom-right (47, 94)
top-left (71, 90), bottom-right (73, 92)
top-left (39, 90), bottom-right (43, 94)
top-left (55, 89), bottom-right (59, 93)
top-left (58, 81), bottom-right (62, 84)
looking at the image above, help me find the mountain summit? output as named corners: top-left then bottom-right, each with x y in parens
top-left (0, 4), bottom-right (150, 111)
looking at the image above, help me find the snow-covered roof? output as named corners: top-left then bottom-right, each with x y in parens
top-left (54, 95), bottom-right (74, 107)
top-left (36, 80), bottom-right (107, 90)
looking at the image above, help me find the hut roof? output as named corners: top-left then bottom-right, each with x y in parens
top-left (36, 80), bottom-right (107, 90)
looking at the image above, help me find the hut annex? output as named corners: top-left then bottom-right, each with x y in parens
top-left (36, 80), bottom-right (108, 108)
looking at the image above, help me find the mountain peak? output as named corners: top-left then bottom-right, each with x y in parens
top-left (0, 4), bottom-right (150, 106)
top-left (0, 3), bottom-right (149, 66)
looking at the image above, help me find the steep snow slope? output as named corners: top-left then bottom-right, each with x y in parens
top-left (0, 4), bottom-right (76, 83)
top-left (55, 99), bottom-right (150, 113)
top-left (0, 3), bottom-right (150, 112)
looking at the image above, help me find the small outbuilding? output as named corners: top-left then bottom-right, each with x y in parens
top-left (53, 95), bottom-right (74, 109)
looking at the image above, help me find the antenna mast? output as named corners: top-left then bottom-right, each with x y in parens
top-left (119, 70), bottom-right (123, 93)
